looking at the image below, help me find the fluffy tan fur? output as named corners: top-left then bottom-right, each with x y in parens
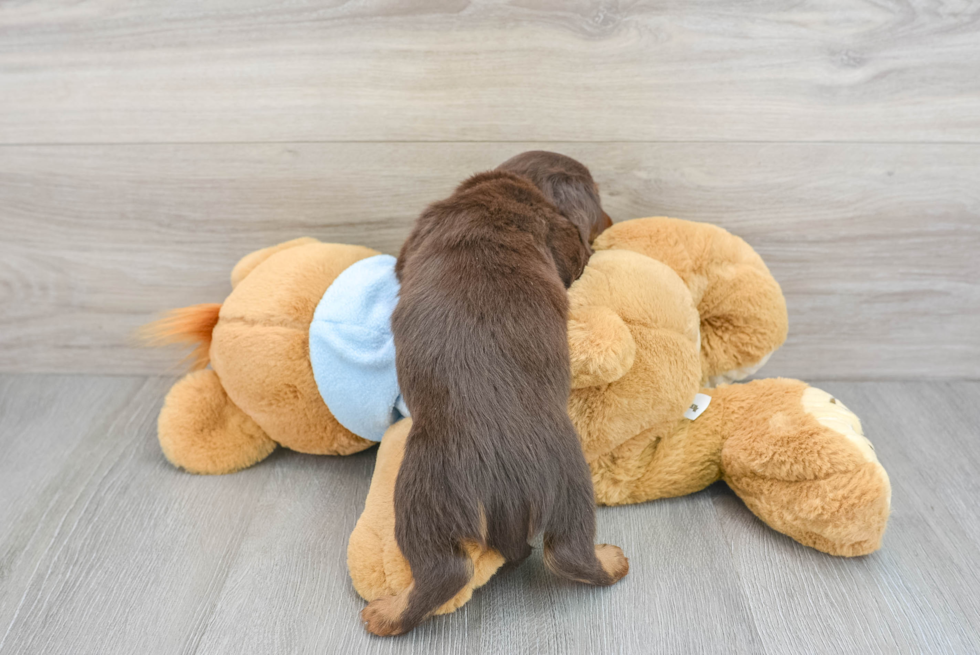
top-left (158, 369), bottom-right (276, 474)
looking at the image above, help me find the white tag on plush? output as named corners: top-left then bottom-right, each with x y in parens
top-left (684, 393), bottom-right (712, 420)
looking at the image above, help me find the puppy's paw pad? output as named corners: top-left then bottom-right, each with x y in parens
top-left (596, 544), bottom-right (629, 584)
top-left (361, 596), bottom-right (407, 637)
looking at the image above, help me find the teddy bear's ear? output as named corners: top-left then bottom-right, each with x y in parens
top-left (568, 305), bottom-right (636, 389)
top-left (230, 237), bottom-right (321, 288)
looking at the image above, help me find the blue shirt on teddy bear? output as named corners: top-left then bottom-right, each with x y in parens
top-left (308, 254), bottom-right (409, 442)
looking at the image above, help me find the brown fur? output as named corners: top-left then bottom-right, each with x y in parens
top-left (360, 583), bottom-right (415, 636)
top-left (496, 150), bottom-right (613, 246)
top-left (365, 152), bottom-right (625, 636)
top-left (139, 303), bottom-right (221, 371)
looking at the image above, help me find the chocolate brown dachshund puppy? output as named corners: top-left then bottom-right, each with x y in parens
top-left (361, 152), bottom-right (624, 636)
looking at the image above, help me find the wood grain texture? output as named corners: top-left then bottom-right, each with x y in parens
top-left (0, 375), bottom-right (280, 654)
top-left (1, 375), bottom-right (979, 653)
top-left (196, 480), bottom-right (765, 655)
top-left (1, 0), bottom-right (979, 144)
top-left (1, 142), bottom-right (977, 378)
top-left (0, 374), bottom-right (147, 640)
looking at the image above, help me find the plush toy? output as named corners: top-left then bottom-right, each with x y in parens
top-left (346, 218), bottom-right (891, 616)
top-left (149, 237), bottom-right (385, 474)
top-left (147, 218), bottom-right (891, 610)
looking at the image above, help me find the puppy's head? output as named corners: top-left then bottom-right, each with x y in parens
top-left (495, 151), bottom-right (613, 249)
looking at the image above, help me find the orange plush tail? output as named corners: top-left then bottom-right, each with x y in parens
top-left (139, 303), bottom-right (222, 371)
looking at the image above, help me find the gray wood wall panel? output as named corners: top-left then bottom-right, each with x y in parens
top-left (1, 375), bottom-right (978, 653)
top-left (2, 1), bottom-right (979, 143)
top-left (1, 143), bottom-right (977, 378)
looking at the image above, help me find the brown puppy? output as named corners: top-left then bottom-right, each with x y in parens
top-left (361, 152), bottom-right (626, 636)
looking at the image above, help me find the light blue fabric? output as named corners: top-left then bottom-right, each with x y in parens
top-left (309, 254), bottom-right (409, 442)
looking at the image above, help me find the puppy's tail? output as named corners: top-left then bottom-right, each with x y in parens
top-left (138, 303), bottom-right (222, 371)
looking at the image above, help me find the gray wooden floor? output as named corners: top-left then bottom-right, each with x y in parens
top-left (0, 374), bottom-right (977, 654)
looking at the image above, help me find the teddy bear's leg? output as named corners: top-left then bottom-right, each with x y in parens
top-left (158, 369), bottom-right (277, 474)
top-left (348, 420), bottom-right (505, 630)
top-left (718, 379), bottom-right (891, 557)
top-left (590, 417), bottom-right (727, 507)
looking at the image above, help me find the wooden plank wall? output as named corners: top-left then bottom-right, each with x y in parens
top-left (1, 1), bottom-right (978, 378)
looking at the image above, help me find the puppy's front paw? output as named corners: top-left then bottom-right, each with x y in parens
top-left (595, 544), bottom-right (629, 584)
top-left (361, 595), bottom-right (408, 637)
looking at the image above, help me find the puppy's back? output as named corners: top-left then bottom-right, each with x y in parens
top-left (362, 158), bottom-right (626, 638)
top-left (393, 172), bottom-right (586, 549)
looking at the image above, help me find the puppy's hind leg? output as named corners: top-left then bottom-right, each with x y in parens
top-left (542, 473), bottom-right (628, 586)
top-left (497, 541), bottom-right (533, 575)
top-left (361, 543), bottom-right (473, 636)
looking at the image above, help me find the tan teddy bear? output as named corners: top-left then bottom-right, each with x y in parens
top-left (150, 237), bottom-right (379, 474)
top-left (346, 218), bottom-right (891, 616)
top-left (146, 217), bottom-right (890, 616)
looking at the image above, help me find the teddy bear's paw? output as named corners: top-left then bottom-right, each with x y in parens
top-left (799, 386), bottom-right (891, 555)
top-left (802, 387), bottom-right (880, 466)
top-left (361, 593), bottom-right (410, 637)
top-left (595, 544), bottom-right (630, 584)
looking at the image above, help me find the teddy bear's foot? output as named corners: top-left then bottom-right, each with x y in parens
top-left (721, 379), bottom-right (891, 557)
top-left (158, 369), bottom-right (277, 474)
top-left (794, 386), bottom-right (891, 555)
top-left (800, 387), bottom-right (879, 465)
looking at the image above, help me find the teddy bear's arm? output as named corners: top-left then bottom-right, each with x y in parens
top-left (567, 305), bottom-right (636, 389)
